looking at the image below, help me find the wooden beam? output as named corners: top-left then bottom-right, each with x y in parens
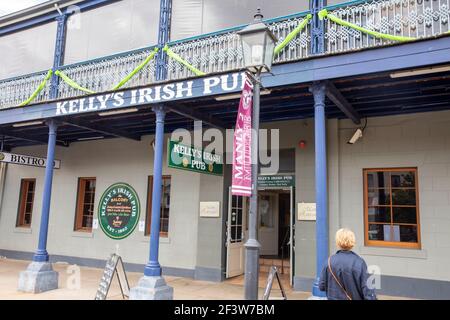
top-left (63, 118), bottom-right (141, 141)
top-left (324, 80), bottom-right (361, 125)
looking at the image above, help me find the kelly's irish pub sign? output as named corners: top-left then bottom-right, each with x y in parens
top-left (98, 183), bottom-right (140, 240)
top-left (168, 140), bottom-right (223, 175)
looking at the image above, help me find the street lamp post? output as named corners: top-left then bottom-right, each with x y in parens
top-left (238, 8), bottom-right (277, 300)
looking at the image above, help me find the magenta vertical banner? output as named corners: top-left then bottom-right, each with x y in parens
top-left (231, 75), bottom-right (253, 197)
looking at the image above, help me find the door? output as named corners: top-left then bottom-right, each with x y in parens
top-left (226, 187), bottom-right (247, 278)
top-left (258, 192), bottom-right (279, 256)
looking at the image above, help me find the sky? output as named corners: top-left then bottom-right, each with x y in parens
top-left (0, 0), bottom-right (48, 17)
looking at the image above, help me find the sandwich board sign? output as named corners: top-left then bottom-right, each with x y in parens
top-left (0, 152), bottom-right (61, 169)
top-left (94, 254), bottom-right (130, 300)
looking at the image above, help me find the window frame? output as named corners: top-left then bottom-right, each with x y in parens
top-left (363, 167), bottom-right (421, 249)
top-left (16, 178), bottom-right (36, 228)
top-left (145, 175), bottom-right (171, 237)
top-left (74, 177), bottom-right (96, 232)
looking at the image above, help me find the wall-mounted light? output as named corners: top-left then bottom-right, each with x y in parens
top-left (12, 121), bottom-right (44, 128)
top-left (77, 136), bottom-right (104, 141)
top-left (390, 65), bottom-right (450, 78)
top-left (215, 89), bottom-right (271, 101)
top-left (98, 108), bottom-right (138, 117)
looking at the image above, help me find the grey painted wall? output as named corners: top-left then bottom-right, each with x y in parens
top-left (195, 173), bottom-right (225, 281)
top-left (0, 134), bottom-right (201, 271)
top-left (1, 111), bottom-right (450, 289)
top-left (336, 111), bottom-right (450, 282)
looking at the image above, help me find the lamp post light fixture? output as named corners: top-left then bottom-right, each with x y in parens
top-left (238, 8), bottom-right (277, 300)
top-left (238, 8), bottom-right (277, 74)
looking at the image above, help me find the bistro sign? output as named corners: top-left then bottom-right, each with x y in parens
top-left (98, 183), bottom-right (140, 240)
top-left (168, 140), bottom-right (223, 175)
top-left (0, 152), bottom-right (61, 169)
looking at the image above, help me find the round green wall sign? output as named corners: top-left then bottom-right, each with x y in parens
top-left (98, 183), bottom-right (140, 240)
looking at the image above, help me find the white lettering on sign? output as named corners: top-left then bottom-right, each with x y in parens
top-left (0, 152), bottom-right (61, 169)
top-left (54, 72), bottom-right (245, 116)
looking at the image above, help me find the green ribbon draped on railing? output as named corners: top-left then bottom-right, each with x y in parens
top-left (19, 69), bottom-right (53, 107)
top-left (111, 47), bottom-right (159, 90)
top-left (55, 70), bottom-right (96, 94)
top-left (163, 45), bottom-right (207, 76)
top-left (318, 9), bottom-right (416, 42)
top-left (54, 47), bottom-right (160, 95)
top-left (274, 14), bottom-right (312, 56)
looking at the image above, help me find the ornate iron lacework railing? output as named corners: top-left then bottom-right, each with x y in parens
top-left (0, 71), bottom-right (51, 109)
top-left (324, 0), bottom-right (450, 53)
top-left (166, 12), bottom-right (312, 80)
top-left (0, 0), bottom-right (449, 109)
top-left (56, 46), bottom-right (158, 100)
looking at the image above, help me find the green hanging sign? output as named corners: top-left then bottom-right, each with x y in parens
top-left (167, 140), bottom-right (223, 175)
top-left (98, 183), bottom-right (140, 240)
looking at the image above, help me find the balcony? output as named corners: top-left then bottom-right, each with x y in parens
top-left (0, 0), bottom-right (449, 110)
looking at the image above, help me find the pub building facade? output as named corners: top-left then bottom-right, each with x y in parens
top-left (0, 0), bottom-right (449, 299)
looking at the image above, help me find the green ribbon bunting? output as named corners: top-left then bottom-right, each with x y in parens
top-left (274, 14), bottom-right (312, 56)
top-left (55, 70), bottom-right (96, 94)
top-left (19, 69), bottom-right (53, 107)
top-left (318, 9), bottom-right (416, 42)
top-left (111, 47), bottom-right (159, 90)
top-left (163, 45), bottom-right (207, 76)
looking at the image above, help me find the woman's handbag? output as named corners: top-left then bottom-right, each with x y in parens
top-left (328, 256), bottom-right (352, 300)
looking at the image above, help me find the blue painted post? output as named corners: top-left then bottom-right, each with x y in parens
top-left (156, 0), bottom-right (172, 81)
top-left (310, 82), bottom-right (329, 297)
top-left (50, 13), bottom-right (68, 99)
top-left (144, 105), bottom-right (166, 277)
top-left (310, 0), bottom-right (326, 55)
top-left (33, 120), bottom-right (58, 262)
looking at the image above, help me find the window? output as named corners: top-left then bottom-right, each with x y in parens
top-left (17, 179), bottom-right (36, 227)
top-left (74, 178), bottom-right (96, 231)
top-left (364, 168), bottom-right (421, 249)
top-left (229, 195), bottom-right (244, 243)
top-left (146, 176), bottom-right (171, 237)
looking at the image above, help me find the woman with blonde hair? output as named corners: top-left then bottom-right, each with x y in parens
top-left (319, 228), bottom-right (377, 300)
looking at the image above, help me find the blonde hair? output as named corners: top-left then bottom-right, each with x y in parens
top-left (335, 228), bottom-right (356, 251)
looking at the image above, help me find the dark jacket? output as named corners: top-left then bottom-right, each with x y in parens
top-left (319, 250), bottom-right (377, 300)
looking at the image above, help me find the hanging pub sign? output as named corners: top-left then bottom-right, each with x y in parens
top-left (98, 183), bottom-right (140, 240)
top-left (0, 151), bottom-right (61, 169)
top-left (258, 175), bottom-right (295, 188)
top-left (231, 75), bottom-right (253, 197)
top-left (167, 140), bottom-right (223, 175)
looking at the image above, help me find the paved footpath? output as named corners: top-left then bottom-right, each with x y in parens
top-left (0, 258), bottom-right (408, 300)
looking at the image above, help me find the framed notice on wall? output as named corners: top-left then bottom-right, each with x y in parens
top-left (298, 203), bottom-right (316, 221)
top-left (199, 201), bottom-right (220, 218)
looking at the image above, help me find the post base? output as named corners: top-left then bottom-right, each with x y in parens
top-left (18, 261), bottom-right (59, 293)
top-left (129, 276), bottom-right (173, 300)
top-left (308, 295), bottom-right (328, 300)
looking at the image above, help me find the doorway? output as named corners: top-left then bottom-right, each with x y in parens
top-left (258, 190), bottom-right (291, 282)
top-left (225, 186), bottom-right (294, 287)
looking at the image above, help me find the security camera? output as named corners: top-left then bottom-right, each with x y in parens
top-left (348, 128), bottom-right (363, 144)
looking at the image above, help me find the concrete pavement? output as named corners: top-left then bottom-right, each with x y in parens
top-left (0, 258), bottom-right (409, 300)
